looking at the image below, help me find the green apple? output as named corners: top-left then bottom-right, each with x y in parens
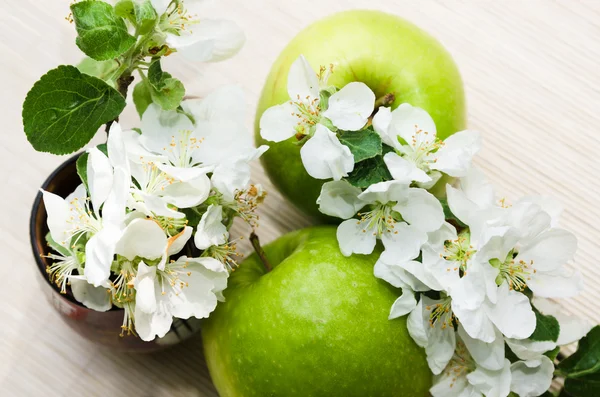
top-left (255, 10), bottom-right (467, 220)
top-left (203, 226), bottom-right (431, 396)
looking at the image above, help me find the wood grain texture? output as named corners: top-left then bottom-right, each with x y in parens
top-left (1, 1), bottom-right (599, 395)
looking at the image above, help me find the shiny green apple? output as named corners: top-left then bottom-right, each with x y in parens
top-left (255, 10), bottom-right (467, 220)
top-left (202, 226), bottom-right (431, 396)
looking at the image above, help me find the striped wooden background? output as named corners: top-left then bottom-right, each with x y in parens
top-left (1, 1), bottom-right (599, 395)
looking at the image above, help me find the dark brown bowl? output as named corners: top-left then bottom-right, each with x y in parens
top-left (30, 154), bottom-right (201, 351)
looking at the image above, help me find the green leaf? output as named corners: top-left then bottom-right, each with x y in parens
top-left (338, 127), bottom-right (382, 163)
top-left (114, 0), bottom-right (158, 35)
top-left (45, 232), bottom-right (71, 257)
top-left (564, 371), bottom-right (600, 396)
top-left (133, 80), bottom-right (153, 116)
top-left (76, 152), bottom-right (90, 189)
top-left (71, 1), bottom-right (136, 61)
top-left (22, 65), bottom-right (126, 155)
top-left (559, 326), bottom-right (600, 378)
top-left (77, 57), bottom-right (118, 82)
top-left (146, 59), bottom-right (185, 110)
top-left (530, 307), bottom-right (560, 342)
top-left (345, 154), bottom-right (393, 188)
top-left (545, 346), bottom-right (561, 361)
top-left (148, 58), bottom-right (165, 89)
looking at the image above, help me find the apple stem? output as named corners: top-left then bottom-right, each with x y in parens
top-left (374, 92), bottom-right (396, 109)
top-left (250, 232), bottom-right (272, 273)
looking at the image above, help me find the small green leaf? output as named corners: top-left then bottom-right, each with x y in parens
top-left (114, 0), bottom-right (157, 34)
top-left (151, 74), bottom-right (185, 110)
top-left (345, 154), bottom-right (393, 188)
top-left (338, 127), bottom-right (382, 163)
top-left (564, 371), bottom-right (600, 396)
top-left (133, 80), bottom-right (153, 116)
top-left (71, 1), bottom-right (136, 61)
top-left (530, 306), bottom-right (560, 342)
top-left (77, 57), bottom-right (118, 82)
top-left (22, 65), bottom-right (126, 155)
top-left (76, 152), bottom-right (90, 189)
top-left (45, 232), bottom-right (71, 257)
top-left (545, 346), bottom-right (561, 361)
top-left (559, 326), bottom-right (600, 378)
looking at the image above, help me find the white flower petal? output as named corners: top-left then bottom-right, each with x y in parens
top-left (151, 0), bottom-right (171, 14)
top-left (101, 166), bottom-right (129, 227)
top-left (317, 180), bottom-right (364, 219)
top-left (84, 226), bottom-right (120, 287)
top-left (166, 19), bottom-right (245, 63)
top-left (300, 124), bottom-right (354, 180)
top-left (505, 338), bottom-right (557, 362)
top-left (448, 268), bottom-right (486, 311)
top-left (70, 278), bottom-right (112, 312)
top-left (516, 229), bottom-right (577, 273)
top-left (380, 223), bottom-right (428, 264)
top-left (374, 256), bottom-right (430, 292)
top-left (389, 103), bottom-right (437, 150)
top-left (259, 102), bottom-right (299, 142)
top-left (466, 358), bottom-right (511, 397)
top-left (87, 147), bottom-right (113, 216)
top-left (510, 357), bottom-right (554, 397)
top-left (115, 218), bottom-right (167, 261)
top-left (134, 261), bottom-right (158, 314)
top-left (161, 175), bottom-right (211, 208)
top-left (134, 290), bottom-right (173, 342)
top-left (430, 373), bottom-right (474, 397)
top-left (459, 326), bottom-right (505, 371)
top-left (528, 268), bottom-right (583, 298)
top-left (182, 85), bottom-right (246, 124)
top-left (157, 163), bottom-right (213, 183)
top-left (107, 122), bottom-right (129, 170)
top-left (453, 304), bottom-right (497, 343)
top-left (211, 162), bottom-right (251, 202)
top-left (398, 259), bottom-right (443, 291)
top-left (372, 107), bottom-right (395, 147)
top-left (485, 283), bottom-right (536, 339)
top-left (458, 167), bottom-right (496, 209)
top-left (42, 190), bottom-right (70, 247)
top-left (323, 82), bottom-right (375, 131)
top-left (383, 152), bottom-right (431, 184)
top-left (358, 180), bottom-right (408, 204)
top-left (426, 322), bottom-right (457, 375)
top-left (389, 289), bottom-right (418, 319)
top-left (394, 188), bottom-right (444, 232)
top-left (166, 226), bottom-right (193, 257)
top-left (134, 192), bottom-right (185, 219)
top-left (336, 219), bottom-right (377, 256)
top-left (407, 299), bottom-right (429, 348)
top-left (431, 130), bottom-right (481, 177)
top-left (140, 104), bottom-right (195, 154)
top-left (194, 205), bottom-right (228, 250)
top-left (519, 196), bottom-right (563, 228)
top-left (287, 55), bottom-right (320, 101)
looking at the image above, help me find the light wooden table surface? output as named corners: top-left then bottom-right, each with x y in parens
top-left (1, 1), bottom-right (599, 396)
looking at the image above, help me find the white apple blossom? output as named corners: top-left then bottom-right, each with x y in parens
top-left (374, 104), bottom-right (480, 188)
top-left (260, 55), bottom-right (375, 143)
top-left (332, 180), bottom-right (444, 258)
top-left (509, 357), bottom-right (554, 397)
top-left (134, 256), bottom-right (228, 341)
top-left (155, 0), bottom-right (245, 63)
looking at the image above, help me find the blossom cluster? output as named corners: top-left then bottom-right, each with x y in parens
top-left (43, 86), bottom-right (267, 341)
top-left (259, 55), bottom-right (591, 397)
